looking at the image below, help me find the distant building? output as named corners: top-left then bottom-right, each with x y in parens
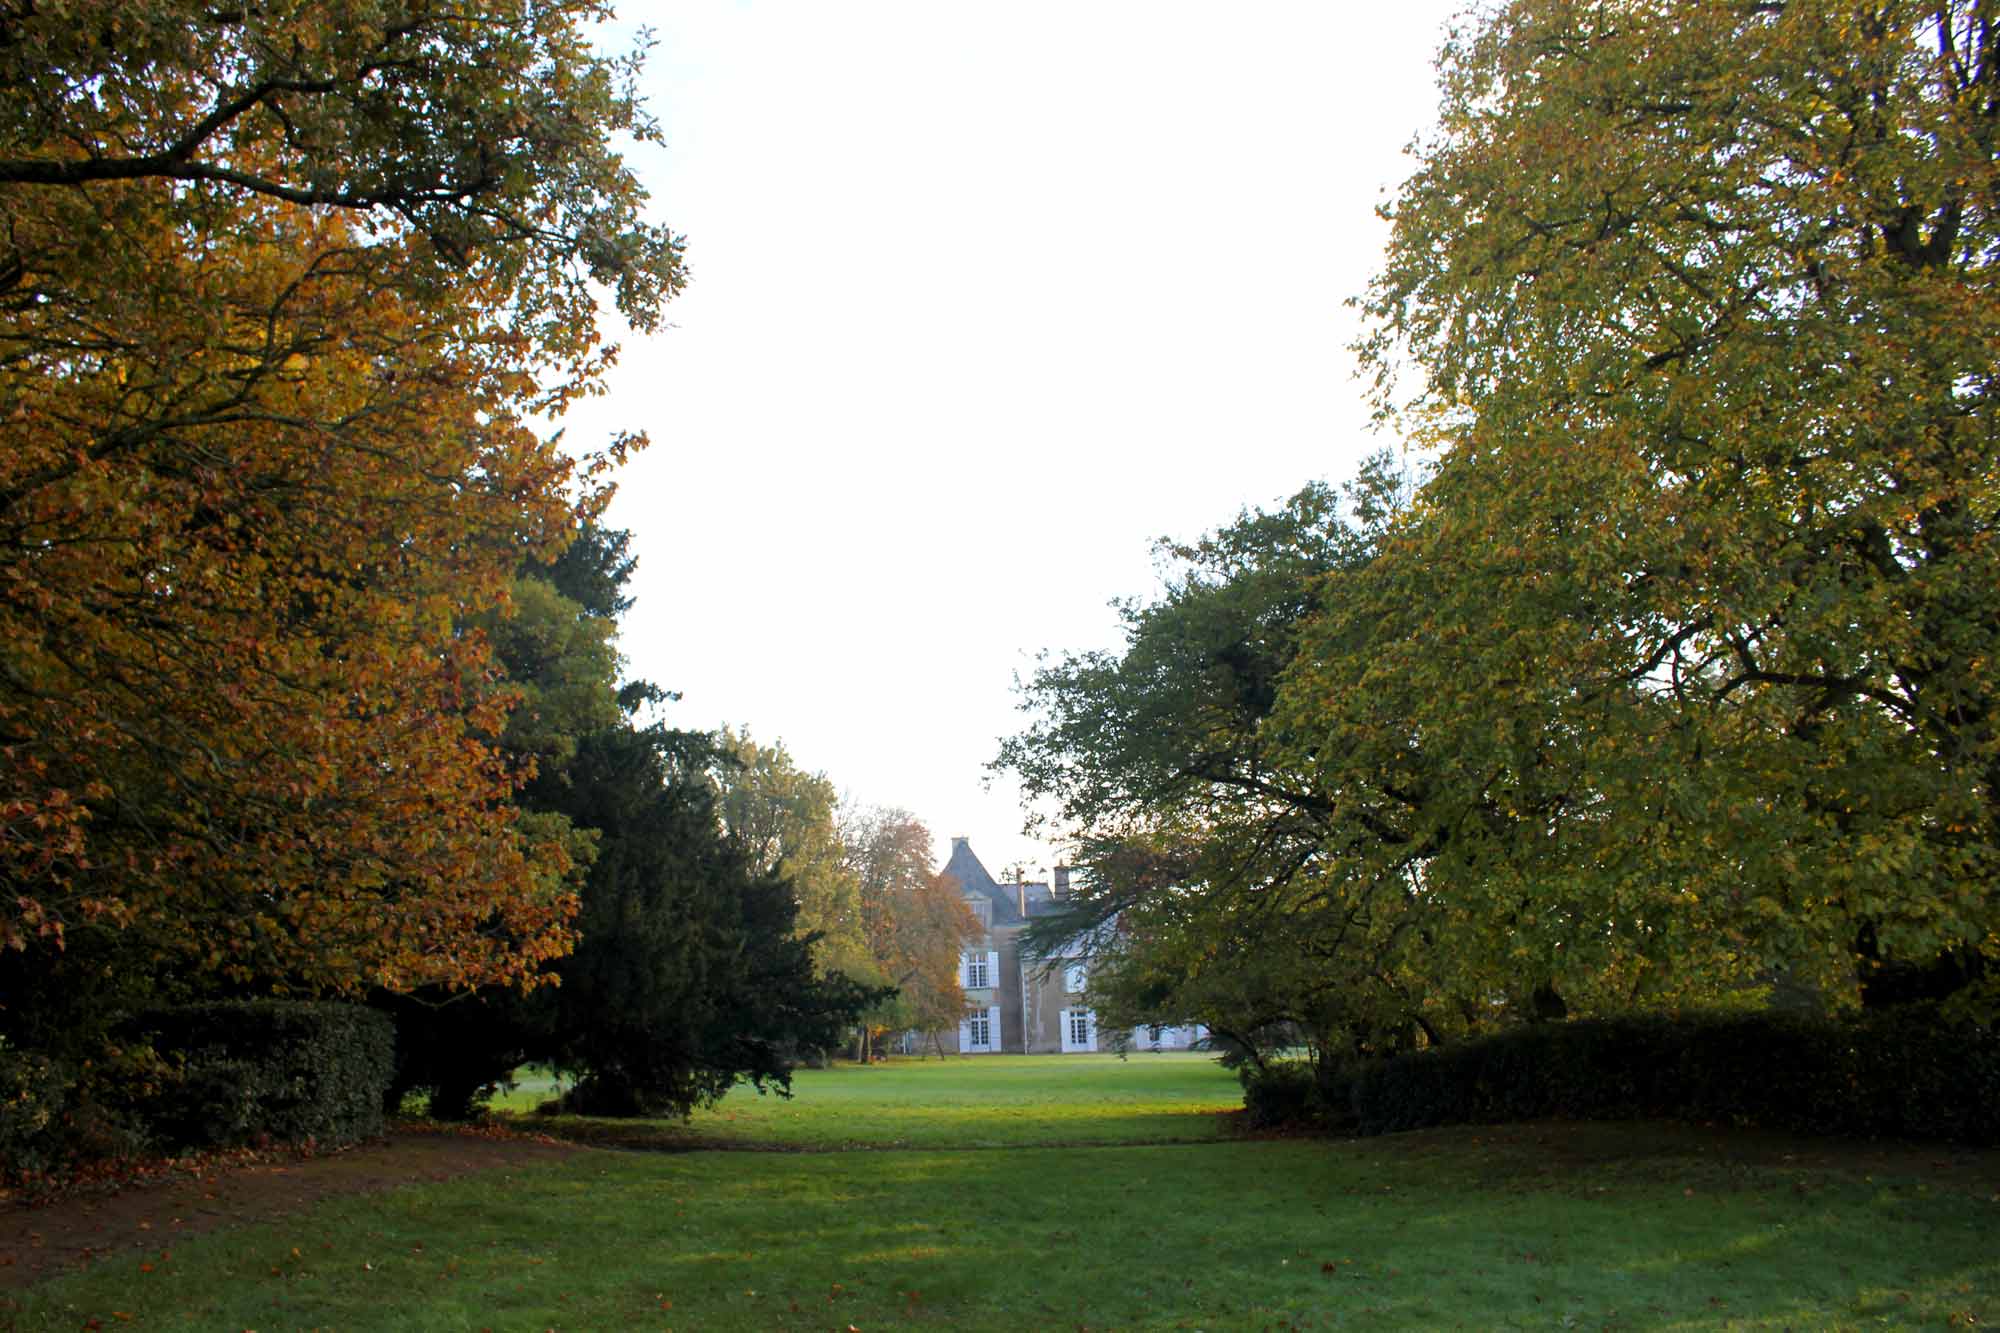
top-left (929, 836), bottom-right (1206, 1055)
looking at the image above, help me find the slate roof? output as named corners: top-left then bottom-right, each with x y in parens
top-left (941, 836), bottom-right (1062, 925)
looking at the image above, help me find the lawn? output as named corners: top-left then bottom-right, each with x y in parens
top-left (493, 1051), bottom-right (1243, 1149)
top-left (8, 1056), bottom-right (1998, 1330)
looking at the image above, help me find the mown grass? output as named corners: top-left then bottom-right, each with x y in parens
top-left (494, 1052), bottom-right (1243, 1150)
top-left (9, 1058), bottom-right (1999, 1330)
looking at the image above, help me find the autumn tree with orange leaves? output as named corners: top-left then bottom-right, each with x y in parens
top-left (0, 1), bottom-right (683, 1056)
top-left (843, 807), bottom-right (981, 1058)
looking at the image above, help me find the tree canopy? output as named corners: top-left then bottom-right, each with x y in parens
top-left (711, 730), bottom-right (873, 983)
top-left (1001, 0), bottom-right (2000, 1052)
top-left (1, 1), bottom-right (682, 1011)
top-left (843, 805), bottom-right (982, 1050)
top-left (1344, 0), bottom-right (2000, 1004)
top-left (381, 530), bottom-right (885, 1119)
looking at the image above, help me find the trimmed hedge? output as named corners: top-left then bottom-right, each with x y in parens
top-left (1238, 1058), bottom-right (1360, 1132)
top-left (134, 1001), bottom-right (394, 1150)
top-left (1243, 1008), bottom-right (1999, 1145)
top-left (1239, 1060), bottom-right (1319, 1129)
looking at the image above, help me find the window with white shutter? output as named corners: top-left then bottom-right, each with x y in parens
top-left (962, 1008), bottom-right (998, 1053)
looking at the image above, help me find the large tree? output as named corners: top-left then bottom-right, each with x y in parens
top-left (531, 725), bottom-right (878, 1116)
top-left (1001, 462), bottom-right (1509, 1055)
top-left (0, 1), bottom-right (681, 1022)
top-left (842, 805), bottom-right (980, 1056)
top-left (711, 731), bottom-right (873, 983)
top-left (1331, 0), bottom-right (2000, 1006)
top-left (383, 530), bottom-right (881, 1118)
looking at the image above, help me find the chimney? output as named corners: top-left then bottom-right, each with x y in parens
top-left (1053, 866), bottom-right (1070, 898)
top-left (1017, 879), bottom-right (1027, 917)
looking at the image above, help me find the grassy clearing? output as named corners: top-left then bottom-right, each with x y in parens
top-left (9, 1057), bottom-right (1999, 1329)
top-left (11, 1124), bottom-right (1997, 1330)
top-left (493, 1052), bottom-right (1244, 1150)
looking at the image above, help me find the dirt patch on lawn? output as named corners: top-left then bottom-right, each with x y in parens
top-left (0, 1127), bottom-right (581, 1291)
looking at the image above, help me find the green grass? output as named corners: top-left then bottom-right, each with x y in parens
top-left (493, 1052), bottom-right (1242, 1149)
top-left (9, 1057), bottom-right (1999, 1330)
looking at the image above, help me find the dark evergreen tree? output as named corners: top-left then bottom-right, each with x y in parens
top-left (382, 527), bottom-right (878, 1119)
top-left (536, 726), bottom-right (881, 1115)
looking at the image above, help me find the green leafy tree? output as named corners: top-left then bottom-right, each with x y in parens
top-left (712, 731), bottom-right (874, 983)
top-left (1331, 0), bottom-right (2000, 1008)
top-left (1002, 461), bottom-right (1502, 1056)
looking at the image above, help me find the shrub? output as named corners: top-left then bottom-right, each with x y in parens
top-left (133, 1001), bottom-right (394, 1150)
top-left (1239, 1060), bottom-right (1315, 1129)
top-left (0, 1044), bottom-right (76, 1182)
top-left (1238, 1058), bottom-right (1359, 1131)
top-left (1341, 1007), bottom-right (1998, 1145)
top-left (0, 1043), bottom-right (158, 1186)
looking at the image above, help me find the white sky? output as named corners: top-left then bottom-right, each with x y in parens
top-left (561, 2), bottom-right (1464, 881)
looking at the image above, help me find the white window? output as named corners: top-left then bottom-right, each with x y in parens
top-left (963, 949), bottom-right (997, 989)
top-left (1064, 962), bottom-right (1088, 994)
top-left (959, 1004), bottom-right (1001, 1054)
top-left (1059, 1008), bottom-right (1097, 1053)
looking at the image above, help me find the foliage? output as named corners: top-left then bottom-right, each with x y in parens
top-left (130, 1001), bottom-right (394, 1150)
top-left (1, 1), bottom-right (684, 1044)
top-left (1003, 461), bottom-right (1510, 1057)
top-left (379, 534), bottom-right (881, 1120)
top-left (0, 1042), bottom-right (148, 1186)
top-left (1327, 0), bottom-right (2000, 1004)
top-left (1339, 1007), bottom-right (2000, 1146)
top-left (1003, 1), bottom-right (2000, 1063)
top-left (1237, 1059), bottom-right (1341, 1131)
top-left (843, 805), bottom-right (982, 1048)
top-left (536, 726), bottom-right (882, 1116)
top-left (712, 730), bottom-right (873, 982)
top-left (374, 534), bottom-right (625, 1120)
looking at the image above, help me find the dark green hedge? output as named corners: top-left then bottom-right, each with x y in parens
top-left (1242, 1008), bottom-right (1999, 1145)
top-left (135, 1001), bottom-right (394, 1150)
top-left (1239, 1060), bottom-right (1319, 1129)
top-left (1238, 1059), bottom-right (1361, 1131)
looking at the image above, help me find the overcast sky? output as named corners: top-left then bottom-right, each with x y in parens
top-left (560, 2), bottom-right (1466, 881)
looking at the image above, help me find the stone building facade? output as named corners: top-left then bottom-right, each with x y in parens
top-left (931, 836), bottom-right (1206, 1056)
